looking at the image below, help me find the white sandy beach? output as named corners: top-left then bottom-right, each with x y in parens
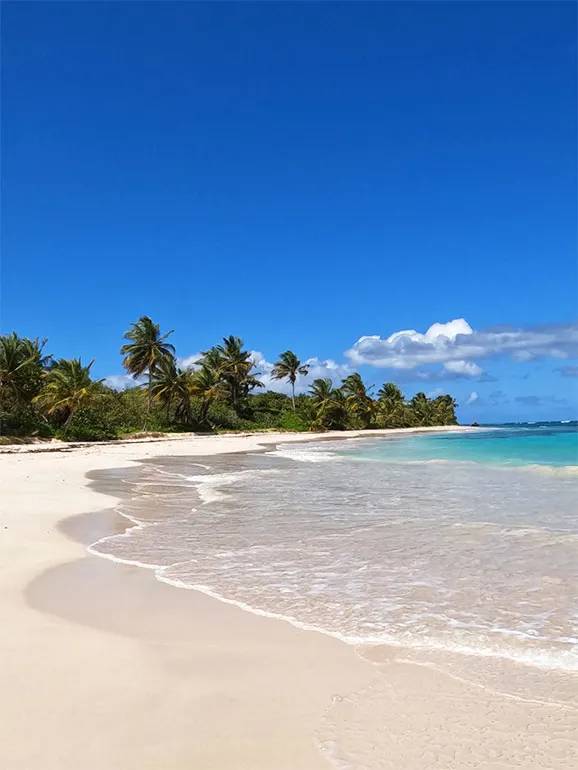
top-left (1, 427), bottom-right (577, 769)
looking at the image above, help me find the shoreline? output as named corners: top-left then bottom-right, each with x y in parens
top-left (85, 442), bottom-right (578, 671)
top-left (0, 423), bottom-right (478, 454)
top-left (2, 427), bottom-right (577, 768)
top-left (83, 451), bottom-right (578, 655)
top-left (2, 431), bottom-right (384, 769)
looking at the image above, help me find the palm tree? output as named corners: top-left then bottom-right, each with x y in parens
top-left (213, 335), bottom-right (262, 413)
top-left (341, 372), bottom-right (375, 428)
top-left (309, 378), bottom-right (346, 430)
top-left (190, 364), bottom-right (222, 425)
top-left (271, 351), bottom-right (309, 410)
top-left (0, 333), bottom-right (50, 405)
top-left (432, 394), bottom-right (458, 425)
top-left (151, 355), bottom-right (195, 425)
top-left (410, 392), bottom-right (434, 426)
top-left (33, 358), bottom-right (103, 435)
top-left (309, 377), bottom-right (334, 405)
top-left (377, 382), bottom-right (403, 406)
top-left (198, 345), bottom-right (225, 374)
top-left (377, 382), bottom-right (406, 428)
top-left (121, 316), bottom-right (175, 427)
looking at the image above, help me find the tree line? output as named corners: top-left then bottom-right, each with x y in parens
top-left (0, 316), bottom-right (458, 442)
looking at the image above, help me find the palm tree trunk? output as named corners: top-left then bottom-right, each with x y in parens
top-left (291, 381), bottom-right (296, 411)
top-left (144, 368), bottom-right (152, 432)
top-left (200, 396), bottom-right (208, 424)
top-left (63, 408), bottom-right (75, 436)
top-left (200, 393), bottom-right (214, 426)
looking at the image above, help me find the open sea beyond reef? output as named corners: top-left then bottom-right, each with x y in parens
top-left (90, 423), bottom-right (578, 759)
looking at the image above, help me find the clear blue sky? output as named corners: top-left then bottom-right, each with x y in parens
top-left (2, 1), bottom-right (577, 422)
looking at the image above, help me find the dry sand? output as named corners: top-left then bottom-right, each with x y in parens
top-left (1, 428), bottom-right (576, 769)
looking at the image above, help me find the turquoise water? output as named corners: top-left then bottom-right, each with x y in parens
top-left (342, 422), bottom-right (578, 468)
top-left (90, 424), bottom-right (578, 768)
top-left (91, 421), bottom-right (578, 685)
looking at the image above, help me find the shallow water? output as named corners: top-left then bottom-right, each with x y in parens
top-left (342, 422), bottom-right (578, 468)
top-left (89, 427), bottom-right (578, 767)
top-left (91, 427), bottom-right (578, 673)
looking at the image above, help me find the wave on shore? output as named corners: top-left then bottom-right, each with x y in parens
top-left (88, 433), bottom-right (578, 677)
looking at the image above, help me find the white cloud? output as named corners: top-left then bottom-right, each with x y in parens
top-left (249, 351), bottom-right (290, 394)
top-left (387, 318), bottom-right (473, 350)
top-left (178, 353), bottom-right (202, 370)
top-left (104, 373), bottom-right (144, 390)
top-left (466, 391), bottom-right (479, 405)
top-left (303, 357), bottom-right (353, 386)
top-left (443, 360), bottom-right (484, 377)
top-left (345, 319), bottom-right (578, 370)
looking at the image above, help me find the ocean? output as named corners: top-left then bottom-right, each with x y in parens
top-left (343, 421), bottom-right (578, 469)
top-left (91, 423), bottom-right (578, 666)
top-left (90, 422), bottom-right (578, 738)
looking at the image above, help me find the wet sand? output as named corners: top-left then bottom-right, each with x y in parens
top-left (1, 430), bottom-right (577, 768)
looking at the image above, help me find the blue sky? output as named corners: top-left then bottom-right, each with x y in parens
top-left (2, 2), bottom-right (577, 422)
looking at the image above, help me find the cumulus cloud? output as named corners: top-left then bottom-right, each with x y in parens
top-left (345, 320), bottom-right (578, 374)
top-left (466, 391), bottom-right (479, 405)
top-left (104, 373), bottom-right (144, 390)
top-left (443, 360), bottom-right (484, 377)
top-left (303, 356), bottom-right (353, 385)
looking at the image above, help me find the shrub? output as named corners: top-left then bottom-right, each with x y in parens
top-left (246, 411), bottom-right (279, 429)
top-left (206, 401), bottom-right (245, 430)
top-left (63, 399), bottom-right (119, 441)
top-left (278, 411), bottom-right (309, 431)
top-left (0, 405), bottom-right (53, 437)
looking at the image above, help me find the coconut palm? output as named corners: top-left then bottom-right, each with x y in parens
top-left (377, 382), bottom-right (406, 427)
top-left (190, 364), bottom-right (222, 424)
top-left (213, 335), bottom-right (262, 413)
top-left (0, 333), bottom-right (49, 405)
top-left (198, 346), bottom-right (225, 375)
top-left (151, 355), bottom-right (195, 425)
top-left (33, 358), bottom-right (103, 435)
top-left (410, 391), bottom-right (435, 426)
top-left (121, 316), bottom-right (175, 426)
top-left (271, 351), bottom-right (309, 410)
top-left (309, 378), bottom-right (334, 405)
top-left (432, 394), bottom-right (458, 425)
top-left (309, 378), bottom-right (346, 430)
top-left (377, 382), bottom-right (404, 406)
top-left (341, 372), bottom-right (375, 428)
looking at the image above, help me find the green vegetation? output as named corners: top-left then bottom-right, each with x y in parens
top-left (120, 315), bottom-right (175, 426)
top-left (272, 351), bottom-right (309, 410)
top-left (0, 317), bottom-right (458, 442)
top-left (33, 358), bottom-right (103, 435)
